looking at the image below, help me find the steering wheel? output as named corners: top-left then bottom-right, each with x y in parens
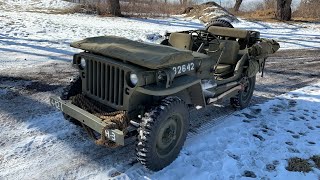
top-left (189, 30), bottom-right (220, 53)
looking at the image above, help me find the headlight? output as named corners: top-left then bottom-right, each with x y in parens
top-left (130, 73), bottom-right (138, 86)
top-left (80, 58), bottom-right (86, 69)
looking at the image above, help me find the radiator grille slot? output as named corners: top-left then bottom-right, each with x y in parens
top-left (86, 59), bottom-right (125, 106)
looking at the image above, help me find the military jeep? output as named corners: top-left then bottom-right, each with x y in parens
top-left (50, 22), bottom-right (279, 171)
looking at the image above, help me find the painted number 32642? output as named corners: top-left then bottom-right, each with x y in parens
top-left (172, 63), bottom-right (195, 75)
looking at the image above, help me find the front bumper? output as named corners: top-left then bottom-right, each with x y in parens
top-left (49, 96), bottom-right (125, 146)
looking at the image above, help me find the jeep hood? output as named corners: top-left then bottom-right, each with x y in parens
top-left (70, 36), bottom-right (194, 69)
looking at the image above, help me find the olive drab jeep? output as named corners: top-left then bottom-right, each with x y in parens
top-left (50, 20), bottom-right (280, 171)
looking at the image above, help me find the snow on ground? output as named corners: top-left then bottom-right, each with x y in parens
top-left (0, 0), bottom-right (75, 11)
top-left (1, 10), bottom-right (320, 70)
top-left (0, 11), bottom-right (201, 70)
top-left (151, 84), bottom-right (320, 179)
top-left (1, 80), bottom-right (319, 179)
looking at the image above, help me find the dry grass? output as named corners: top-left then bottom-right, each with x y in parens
top-left (294, 1), bottom-right (320, 20)
top-left (59, 4), bottom-right (87, 14)
top-left (234, 0), bottom-right (319, 22)
top-left (60, 1), bottom-right (189, 17)
top-left (234, 9), bottom-right (275, 20)
top-left (286, 157), bottom-right (312, 172)
top-left (236, 9), bottom-right (319, 23)
top-left (121, 2), bottom-right (186, 17)
top-left (60, 1), bottom-right (119, 16)
top-left (232, 0), bottom-right (277, 22)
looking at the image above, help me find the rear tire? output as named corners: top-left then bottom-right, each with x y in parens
top-left (60, 75), bottom-right (82, 126)
top-left (136, 96), bottom-right (189, 171)
top-left (230, 76), bottom-right (256, 109)
top-left (205, 19), bottom-right (234, 30)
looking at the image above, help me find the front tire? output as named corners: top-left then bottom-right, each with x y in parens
top-left (136, 96), bottom-right (189, 171)
top-left (230, 76), bottom-right (256, 109)
top-left (60, 75), bottom-right (82, 126)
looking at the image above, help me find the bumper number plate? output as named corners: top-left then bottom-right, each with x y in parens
top-left (105, 129), bottom-right (116, 141)
top-left (50, 98), bottom-right (63, 111)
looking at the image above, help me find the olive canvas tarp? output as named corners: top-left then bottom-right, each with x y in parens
top-left (246, 39), bottom-right (280, 77)
top-left (71, 36), bottom-right (194, 69)
top-left (248, 39), bottom-right (280, 58)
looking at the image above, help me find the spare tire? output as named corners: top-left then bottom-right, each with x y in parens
top-left (205, 19), bottom-right (233, 30)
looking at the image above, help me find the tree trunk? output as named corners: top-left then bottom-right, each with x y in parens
top-left (233, 0), bottom-right (243, 12)
top-left (180, 0), bottom-right (187, 5)
top-left (276, 0), bottom-right (292, 21)
top-left (109, 0), bottom-right (122, 16)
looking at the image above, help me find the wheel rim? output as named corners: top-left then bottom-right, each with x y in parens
top-left (156, 114), bottom-right (183, 158)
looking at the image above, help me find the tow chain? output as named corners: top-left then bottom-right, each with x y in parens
top-left (70, 94), bottom-right (128, 148)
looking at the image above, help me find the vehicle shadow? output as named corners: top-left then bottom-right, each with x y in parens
top-left (0, 33), bottom-right (70, 46)
top-left (0, 34), bottom-right (74, 62)
top-left (0, 39), bottom-right (74, 56)
top-left (0, 47), bottom-right (71, 62)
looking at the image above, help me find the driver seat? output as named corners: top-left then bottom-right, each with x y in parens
top-left (168, 33), bottom-right (193, 50)
top-left (208, 40), bottom-right (240, 76)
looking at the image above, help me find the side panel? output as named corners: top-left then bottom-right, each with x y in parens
top-left (186, 83), bottom-right (206, 107)
top-left (173, 83), bottom-right (206, 107)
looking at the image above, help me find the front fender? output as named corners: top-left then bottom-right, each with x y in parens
top-left (136, 75), bottom-right (200, 96)
top-left (136, 75), bottom-right (206, 107)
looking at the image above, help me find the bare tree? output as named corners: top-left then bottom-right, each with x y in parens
top-left (233, 0), bottom-right (243, 12)
top-left (276, 0), bottom-right (292, 21)
top-left (179, 0), bottom-right (188, 5)
top-left (109, 0), bottom-right (122, 16)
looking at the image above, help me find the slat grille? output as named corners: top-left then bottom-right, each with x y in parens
top-left (86, 59), bottom-right (124, 106)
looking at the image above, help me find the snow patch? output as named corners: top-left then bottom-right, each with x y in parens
top-left (1, 0), bottom-right (75, 11)
top-left (151, 83), bottom-right (320, 179)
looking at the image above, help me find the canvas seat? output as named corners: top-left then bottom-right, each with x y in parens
top-left (208, 26), bottom-right (252, 50)
top-left (208, 40), bottom-right (240, 76)
top-left (168, 33), bottom-right (193, 50)
top-left (215, 64), bottom-right (233, 74)
top-left (207, 26), bottom-right (249, 39)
